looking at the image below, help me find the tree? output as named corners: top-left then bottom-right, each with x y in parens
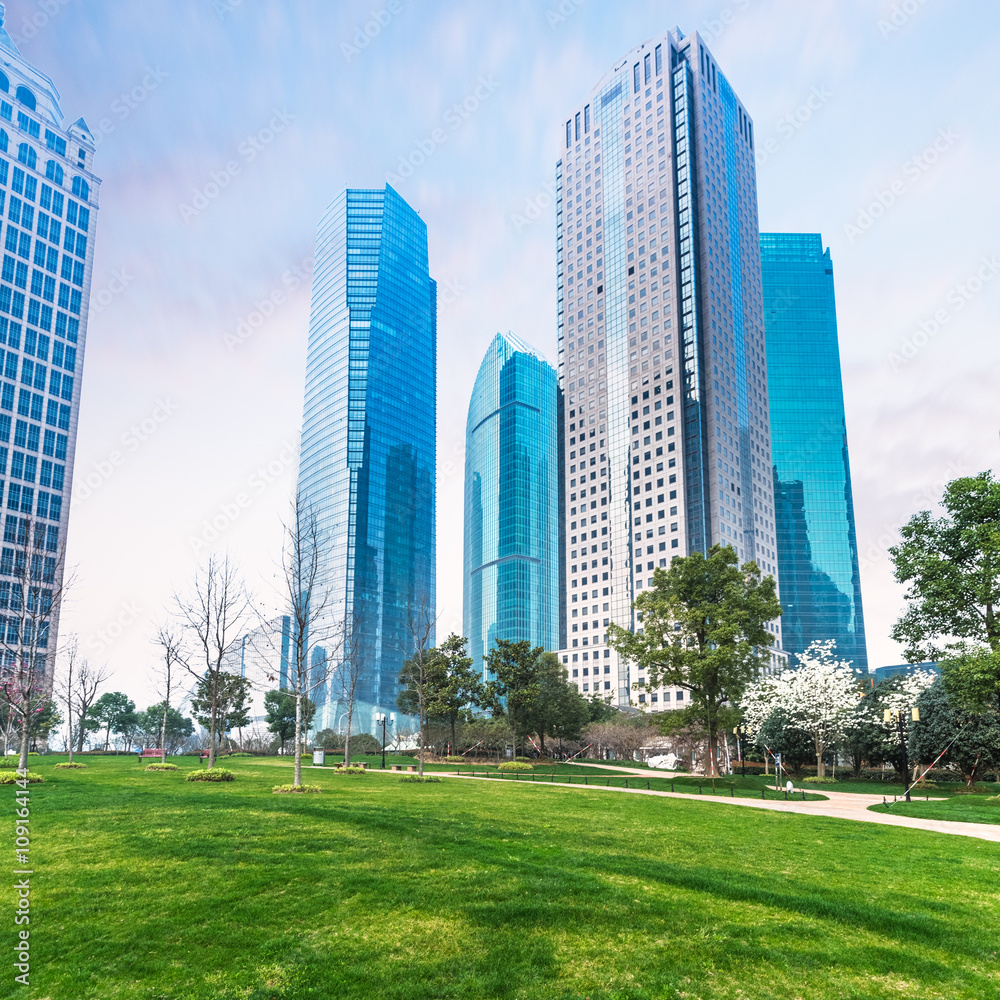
top-left (134, 703), bottom-right (194, 753)
top-left (91, 692), bottom-right (136, 752)
top-left (756, 708), bottom-right (815, 777)
top-left (264, 689), bottom-right (315, 754)
top-left (482, 640), bottom-right (546, 759)
top-left (870, 670), bottom-right (938, 781)
top-left (909, 680), bottom-right (1000, 787)
top-left (192, 672), bottom-right (251, 752)
top-left (608, 546), bottom-right (781, 776)
top-left (525, 652), bottom-right (589, 754)
top-left (582, 716), bottom-right (660, 761)
top-left (61, 656), bottom-right (110, 754)
top-left (587, 693), bottom-right (621, 723)
top-left (153, 627), bottom-right (185, 763)
top-left (395, 595), bottom-right (436, 776)
top-left (890, 472), bottom-right (1000, 713)
top-left (397, 634), bottom-right (482, 751)
top-left (174, 554), bottom-right (255, 768)
top-left (739, 641), bottom-right (860, 777)
top-left (280, 498), bottom-right (342, 787)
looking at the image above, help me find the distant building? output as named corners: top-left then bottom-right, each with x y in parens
top-left (0, 12), bottom-right (99, 695)
top-left (464, 332), bottom-right (560, 677)
top-left (219, 617), bottom-right (291, 726)
top-left (553, 29), bottom-right (783, 711)
top-left (760, 233), bottom-right (868, 670)
top-left (296, 185), bottom-right (436, 733)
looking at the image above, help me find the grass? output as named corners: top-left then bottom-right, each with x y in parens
top-left (869, 793), bottom-right (1000, 826)
top-left (7, 754), bottom-right (1000, 999)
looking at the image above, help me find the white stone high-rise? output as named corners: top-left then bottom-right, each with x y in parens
top-left (556, 29), bottom-right (782, 711)
top-left (0, 7), bottom-right (98, 695)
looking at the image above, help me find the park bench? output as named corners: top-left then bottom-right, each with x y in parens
top-left (391, 764), bottom-right (402, 771)
top-left (138, 748), bottom-right (164, 760)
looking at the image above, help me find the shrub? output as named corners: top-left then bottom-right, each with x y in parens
top-left (0, 770), bottom-right (43, 783)
top-left (803, 776), bottom-right (838, 784)
top-left (331, 766), bottom-right (367, 775)
top-left (445, 755), bottom-right (465, 763)
top-left (400, 775), bottom-right (441, 783)
top-left (54, 762), bottom-right (87, 770)
top-left (498, 762), bottom-right (533, 772)
top-left (145, 763), bottom-right (179, 772)
top-left (272, 784), bottom-right (322, 794)
top-left (185, 768), bottom-right (235, 782)
top-left (227, 752), bottom-right (255, 758)
top-left (515, 756), bottom-right (535, 763)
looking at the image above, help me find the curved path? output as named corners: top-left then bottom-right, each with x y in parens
top-left (423, 769), bottom-right (1000, 843)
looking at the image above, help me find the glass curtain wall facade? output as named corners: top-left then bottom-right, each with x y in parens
top-left (297, 185), bottom-right (436, 732)
top-left (464, 332), bottom-right (560, 678)
top-left (760, 233), bottom-right (867, 669)
top-left (0, 16), bottom-right (98, 698)
top-left (556, 30), bottom-right (782, 709)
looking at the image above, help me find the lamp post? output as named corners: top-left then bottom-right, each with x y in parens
top-left (884, 705), bottom-right (919, 802)
top-left (376, 712), bottom-right (394, 769)
top-left (732, 725), bottom-right (747, 777)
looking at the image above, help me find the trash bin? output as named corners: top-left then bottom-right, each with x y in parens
top-left (312, 748), bottom-right (326, 766)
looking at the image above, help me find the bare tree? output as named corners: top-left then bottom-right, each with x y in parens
top-left (332, 609), bottom-right (368, 768)
top-left (0, 517), bottom-right (72, 769)
top-left (281, 498), bottom-right (342, 787)
top-left (153, 627), bottom-right (185, 763)
top-left (55, 635), bottom-right (79, 763)
top-left (174, 554), bottom-right (254, 769)
top-left (397, 594), bottom-right (436, 776)
top-left (66, 656), bottom-right (110, 754)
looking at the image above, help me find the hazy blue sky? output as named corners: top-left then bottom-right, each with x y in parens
top-left (17, 0), bottom-right (998, 706)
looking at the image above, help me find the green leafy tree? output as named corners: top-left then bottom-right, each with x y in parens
top-left (91, 692), bottom-right (136, 751)
top-left (756, 708), bottom-right (815, 778)
top-left (525, 652), bottom-right (589, 754)
top-left (482, 639), bottom-right (545, 758)
top-left (909, 680), bottom-right (1000, 787)
top-left (890, 472), bottom-right (1000, 714)
top-left (192, 672), bottom-right (252, 751)
top-left (264, 689), bottom-right (315, 753)
top-left (587, 692), bottom-right (620, 723)
top-left (608, 545), bottom-right (781, 776)
top-left (135, 703), bottom-right (194, 753)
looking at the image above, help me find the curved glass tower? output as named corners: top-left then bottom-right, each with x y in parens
top-left (297, 185), bottom-right (436, 731)
top-left (464, 332), bottom-right (560, 675)
top-left (760, 233), bottom-right (867, 669)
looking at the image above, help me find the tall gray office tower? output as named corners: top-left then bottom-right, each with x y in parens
top-left (0, 11), bottom-right (99, 697)
top-left (296, 186), bottom-right (436, 734)
top-left (556, 30), bottom-right (781, 710)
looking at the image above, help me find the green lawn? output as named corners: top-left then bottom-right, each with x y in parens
top-left (869, 792), bottom-right (1000, 826)
top-left (6, 755), bottom-right (1000, 1000)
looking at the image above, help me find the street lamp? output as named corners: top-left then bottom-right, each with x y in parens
top-left (375, 712), bottom-right (394, 769)
top-left (884, 705), bottom-right (920, 802)
top-left (732, 724), bottom-right (748, 777)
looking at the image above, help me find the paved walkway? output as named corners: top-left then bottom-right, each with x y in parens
top-left (426, 769), bottom-right (1000, 844)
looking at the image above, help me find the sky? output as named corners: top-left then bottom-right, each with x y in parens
top-left (12, 0), bottom-right (999, 709)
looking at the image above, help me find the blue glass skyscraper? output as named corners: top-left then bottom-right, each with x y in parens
top-left (760, 233), bottom-right (867, 669)
top-left (297, 186), bottom-right (436, 731)
top-left (464, 332), bottom-right (560, 676)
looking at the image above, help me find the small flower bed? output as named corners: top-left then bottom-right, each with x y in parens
top-left (145, 763), bottom-right (179, 772)
top-left (54, 762), bottom-right (87, 770)
top-left (0, 770), bottom-right (43, 783)
top-left (498, 762), bottom-right (533, 773)
top-left (185, 768), bottom-right (236, 782)
top-left (399, 775), bottom-right (441, 783)
top-left (803, 776), bottom-right (837, 784)
top-left (272, 784), bottom-right (322, 794)
top-left (331, 766), bottom-right (367, 775)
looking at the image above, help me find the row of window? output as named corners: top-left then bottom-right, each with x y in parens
top-left (0, 580), bottom-right (53, 613)
top-left (4, 189), bottom-right (89, 235)
top-left (1, 512), bottom-right (58, 547)
top-left (0, 449), bottom-right (65, 493)
top-left (0, 384), bottom-right (72, 432)
top-left (0, 614), bottom-right (50, 647)
top-left (2, 481), bottom-right (62, 527)
top-left (0, 132), bottom-right (89, 201)
top-left (0, 277), bottom-right (82, 328)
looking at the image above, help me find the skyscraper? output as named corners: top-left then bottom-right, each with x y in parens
top-left (760, 233), bottom-right (867, 669)
top-left (464, 331), bottom-right (560, 677)
top-left (0, 12), bottom-right (98, 696)
top-left (556, 30), bottom-right (782, 709)
top-left (297, 185), bottom-right (436, 732)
